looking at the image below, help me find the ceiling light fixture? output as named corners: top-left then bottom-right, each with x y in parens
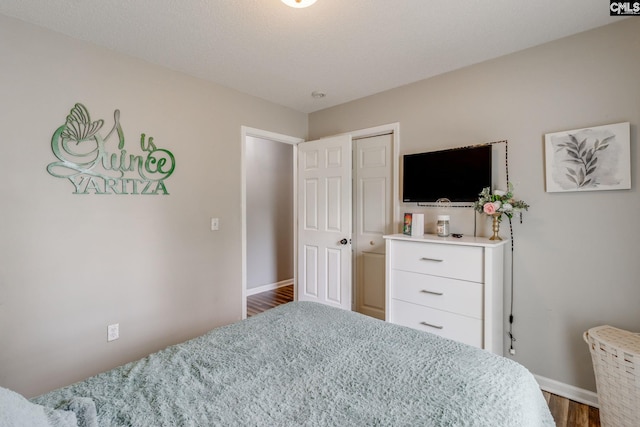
top-left (281, 0), bottom-right (317, 8)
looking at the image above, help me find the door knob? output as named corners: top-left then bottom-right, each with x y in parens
top-left (339, 238), bottom-right (349, 245)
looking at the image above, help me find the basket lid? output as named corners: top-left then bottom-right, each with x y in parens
top-left (586, 325), bottom-right (640, 354)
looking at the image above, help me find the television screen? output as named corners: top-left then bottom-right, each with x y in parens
top-left (402, 145), bottom-right (492, 203)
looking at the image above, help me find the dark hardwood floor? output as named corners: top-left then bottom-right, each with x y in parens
top-left (247, 285), bottom-right (601, 426)
top-left (247, 284), bottom-right (295, 317)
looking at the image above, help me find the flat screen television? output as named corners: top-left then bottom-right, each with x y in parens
top-left (403, 145), bottom-right (492, 203)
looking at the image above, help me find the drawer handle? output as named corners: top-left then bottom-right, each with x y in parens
top-left (420, 321), bottom-right (444, 330)
top-left (420, 289), bottom-right (443, 296)
top-left (420, 257), bottom-right (443, 262)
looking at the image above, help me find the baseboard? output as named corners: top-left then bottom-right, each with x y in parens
top-left (246, 279), bottom-right (293, 296)
top-left (535, 374), bottom-right (599, 408)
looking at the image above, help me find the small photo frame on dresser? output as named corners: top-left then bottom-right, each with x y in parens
top-left (403, 213), bottom-right (412, 235)
top-left (403, 213), bottom-right (424, 236)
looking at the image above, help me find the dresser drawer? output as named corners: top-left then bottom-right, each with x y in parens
top-left (390, 299), bottom-right (482, 348)
top-left (390, 270), bottom-right (483, 319)
top-left (390, 240), bottom-right (483, 282)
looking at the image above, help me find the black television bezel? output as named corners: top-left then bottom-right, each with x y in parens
top-left (402, 145), bottom-right (492, 203)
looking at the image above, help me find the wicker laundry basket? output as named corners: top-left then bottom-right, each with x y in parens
top-left (584, 325), bottom-right (640, 427)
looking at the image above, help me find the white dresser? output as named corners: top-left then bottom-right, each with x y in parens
top-left (384, 233), bottom-right (507, 355)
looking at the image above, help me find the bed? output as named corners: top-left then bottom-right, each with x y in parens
top-left (3, 302), bottom-right (554, 426)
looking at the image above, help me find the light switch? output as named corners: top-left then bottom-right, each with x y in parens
top-left (211, 218), bottom-right (219, 231)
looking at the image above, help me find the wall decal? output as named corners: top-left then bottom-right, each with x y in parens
top-left (47, 103), bottom-right (176, 195)
top-left (544, 122), bottom-right (630, 193)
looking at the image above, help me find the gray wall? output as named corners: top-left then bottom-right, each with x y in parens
top-left (310, 19), bottom-right (640, 393)
top-left (0, 14), bottom-right (306, 398)
top-left (2, 9), bottom-right (637, 401)
top-left (246, 137), bottom-right (294, 290)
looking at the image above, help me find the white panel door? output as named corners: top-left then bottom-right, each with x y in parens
top-left (354, 134), bottom-right (393, 319)
top-left (297, 135), bottom-right (352, 310)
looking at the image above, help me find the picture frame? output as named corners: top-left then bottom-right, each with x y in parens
top-left (544, 122), bottom-right (631, 193)
top-left (403, 213), bottom-right (412, 235)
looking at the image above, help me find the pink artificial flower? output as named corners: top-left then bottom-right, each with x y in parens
top-left (483, 202), bottom-right (496, 215)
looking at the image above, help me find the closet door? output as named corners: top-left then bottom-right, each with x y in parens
top-left (354, 134), bottom-right (393, 320)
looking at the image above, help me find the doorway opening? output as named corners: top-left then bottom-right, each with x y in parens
top-left (241, 127), bottom-right (303, 319)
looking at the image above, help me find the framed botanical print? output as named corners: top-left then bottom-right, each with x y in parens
top-left (544, 122), bottom-right (631, 193)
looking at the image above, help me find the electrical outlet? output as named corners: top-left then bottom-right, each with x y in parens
top-left (107, 323), bottom-right (119, 342)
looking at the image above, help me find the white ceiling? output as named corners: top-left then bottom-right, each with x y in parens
top-left (0, 0), bottom-right (623, 113)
